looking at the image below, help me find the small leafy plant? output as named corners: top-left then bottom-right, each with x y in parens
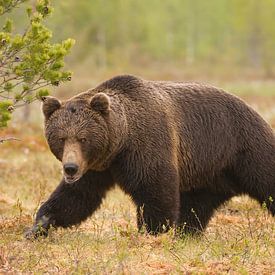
top-left (0, 0), bottom-right (74, 128)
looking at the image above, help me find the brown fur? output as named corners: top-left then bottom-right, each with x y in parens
top-left (25, 75), bottom-right (275, 238)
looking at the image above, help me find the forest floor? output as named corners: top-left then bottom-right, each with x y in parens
top-left (0, 81), bottom-right (274, 274)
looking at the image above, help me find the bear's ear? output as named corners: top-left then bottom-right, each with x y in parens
top-left (42, 96), bottom-right (61, 119)
top-left (90, 93), bottom-right (110, 114)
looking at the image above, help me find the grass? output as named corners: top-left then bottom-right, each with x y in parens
top-left (0, 83), bottom-right (275, 274)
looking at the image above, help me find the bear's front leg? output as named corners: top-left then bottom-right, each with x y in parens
top-left (25, 170), bottom-right (114, 239)
top-left (132, 167), bottom-right (180, 235)
top-left (136, 200), bottom-right (179, 235)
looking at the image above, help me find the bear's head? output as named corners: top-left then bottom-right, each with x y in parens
top-left (42, 93), bottom-right (125, 184)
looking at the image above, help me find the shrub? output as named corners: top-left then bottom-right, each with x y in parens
top-left (0, 0), bottom-right (74, 128)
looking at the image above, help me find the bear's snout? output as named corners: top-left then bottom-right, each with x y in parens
top-left (64, 163), bottom-right (79, 177)
top-left (61, 141), bottom-right (88, 183)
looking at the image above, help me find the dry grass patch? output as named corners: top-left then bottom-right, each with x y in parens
top-left (0, 146), bottom-right (274, 273)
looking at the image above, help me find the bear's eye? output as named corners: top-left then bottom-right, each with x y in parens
top-left (79, 138), bottom-right (87, 144)
top-left (59, 137), bottom-right (65, 143)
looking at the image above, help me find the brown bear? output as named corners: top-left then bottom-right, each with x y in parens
top-left (25, 75), bottom-right (275, 238)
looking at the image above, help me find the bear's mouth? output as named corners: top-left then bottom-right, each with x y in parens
top-left (64, 174), bottom-right (82, 184)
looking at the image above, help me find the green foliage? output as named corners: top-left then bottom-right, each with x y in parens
top-left (0, 0), bottom-right (27, 15)
top-left (0, 99), bottom-right (11, 127)
top-left (0, 0), bottom-right (74, 128)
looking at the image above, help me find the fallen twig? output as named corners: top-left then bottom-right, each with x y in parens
top-left (0, 137), bottom-right (20, 144)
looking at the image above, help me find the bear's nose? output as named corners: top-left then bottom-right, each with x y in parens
top-left (63, 163), bottom-right (79, 176)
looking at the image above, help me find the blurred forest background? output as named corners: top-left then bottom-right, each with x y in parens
top-left (46, 0), bottom-right (275, 78)
top-left (2, 0), bottom-right (275, 93)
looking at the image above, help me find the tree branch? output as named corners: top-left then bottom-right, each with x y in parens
top-left (0, 136), bottom-right (20, 144)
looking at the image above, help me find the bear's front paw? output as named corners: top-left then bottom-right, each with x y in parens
top-left (24, 215), bottom-right (52, 240)
top-left (24, 224), bottom-right (49, 240)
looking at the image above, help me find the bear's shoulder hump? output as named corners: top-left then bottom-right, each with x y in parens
top-left (96, 75), bottom-right (144, 93)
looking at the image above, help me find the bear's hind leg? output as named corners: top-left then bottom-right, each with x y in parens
top-left (25, 170), bottom-right (114, 239)
top-left (179, 184), bottom-right (234, 235)
top-left (234, 149), bottom-right (275, 216)
top-left (243, 181), bottom-right (275, 216)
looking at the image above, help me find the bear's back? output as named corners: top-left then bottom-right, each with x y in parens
top-left (93, 75), bottom-right (273, 148)
top-left (95, 74), bottom-right (240, 108)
